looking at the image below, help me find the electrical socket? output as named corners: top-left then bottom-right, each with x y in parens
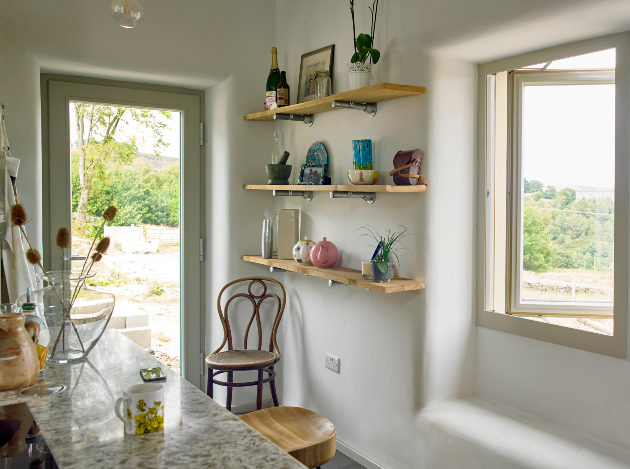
top-left (325, 354), bottom-right (340, 373)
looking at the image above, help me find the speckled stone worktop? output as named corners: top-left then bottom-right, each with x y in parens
top-left (0, 331), bottom-right (305, 468)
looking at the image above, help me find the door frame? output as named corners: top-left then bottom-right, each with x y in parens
top-left (41, 74), bottom-right (205, 387)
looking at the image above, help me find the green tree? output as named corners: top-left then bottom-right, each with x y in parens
top-left (543, 185), bottom-right (556, 199)
top-left (73, 103), bottom-right (171, 223)
top-left (555, 187), bottom-right (576, 209)
top-left (529, 180), bottom-right (543, 193)
top-left (523, 207), bottom-right (553, 272)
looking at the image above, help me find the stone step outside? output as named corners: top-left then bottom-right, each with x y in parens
top-left (107, 311), bottom-right (149, 329)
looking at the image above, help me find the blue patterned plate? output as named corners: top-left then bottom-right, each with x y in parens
top-left (306, 141), bottom-right (328, 166)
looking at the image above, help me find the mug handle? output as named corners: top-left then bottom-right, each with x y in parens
top-left (114, 397), bottom-right (129, 424)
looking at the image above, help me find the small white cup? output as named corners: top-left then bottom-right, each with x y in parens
top-left (115, 383), bottom-right (164, 435)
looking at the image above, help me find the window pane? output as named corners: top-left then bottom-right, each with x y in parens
top-left (520, 83), bottom-right (614, 308)
top-left (546, 48), bottom-right (615, 70)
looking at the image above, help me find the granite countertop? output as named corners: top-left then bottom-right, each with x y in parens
top-left (0, 331), bottom-right (305, 468)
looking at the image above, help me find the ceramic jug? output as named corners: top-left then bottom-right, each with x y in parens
top-left (310, 237), bottom-right (339, 268)
top-left (0, 313), bottom-right (40, 391)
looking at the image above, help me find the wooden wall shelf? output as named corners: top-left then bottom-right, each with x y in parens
top-left (242, 256), bottom-right (425, 294)
top-left (244, 83), bottom-right (426, 122)
top-left (243, 184), bottom-right (427, 193)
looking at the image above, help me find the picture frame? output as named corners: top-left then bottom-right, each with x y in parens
top-left (298, 165), bottom-right (326, 185)
top-left (297, 45), bottom-right (335, 103)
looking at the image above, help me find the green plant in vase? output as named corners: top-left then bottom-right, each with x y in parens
top-left (357, 225), bottom-right (408, 282)
top-left (348, 0), bottom-right (381, 89)
top-left (349, 0), bottom-right (381, 66)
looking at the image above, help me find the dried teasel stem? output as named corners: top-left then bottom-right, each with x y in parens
top-left (55, 227), bottom-right (71, 335)
top-left (95, 237), bottom-right (110, 254)
top-left (80, 206), bottom-right (116, 276)
top-left (19, 224), bottom-right (85, 355)
top-left (12, 206), bottom-right (85, 355)
top-left (10, 203), bottom-right (27, 226)
top-left (70, 251), bottom-right (104, 307)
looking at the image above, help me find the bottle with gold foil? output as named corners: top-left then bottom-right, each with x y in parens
top-left (265, 47), bottom-right (281, 110)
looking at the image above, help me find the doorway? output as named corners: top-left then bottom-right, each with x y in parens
top-left (42, 76), bottom-right (204, 387)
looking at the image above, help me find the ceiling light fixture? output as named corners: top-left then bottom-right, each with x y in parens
top-left (111, 0), bottom-right (143, 29)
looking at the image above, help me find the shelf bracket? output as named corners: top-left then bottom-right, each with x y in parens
top-left (331, 100), bottom-right (377, 117)
top-left (329, 191), bottom-right (376, 204)
top-left (269, 266), bottom-right (287, 273)
top-left (272, 189), bottom-right (313, 201)
top-left (328, 280), bottom-right (348, 288)
top-left (273, 113), bottom-right (314, 126)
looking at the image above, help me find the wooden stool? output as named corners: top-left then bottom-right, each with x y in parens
top-left (240, 406), bottom-right (336, 469)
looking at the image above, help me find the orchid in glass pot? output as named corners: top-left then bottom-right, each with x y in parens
top-left (357, 225), bottom-right (408, 282)
top-left (348, 0), bottom-right (381, 89)
top-left (12, 203), bottom-right (117, 363)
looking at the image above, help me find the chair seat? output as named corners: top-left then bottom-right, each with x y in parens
top-left (239, 406), bottom-right (336, 468)
top-left (205, 349), bottom-right (278, 370)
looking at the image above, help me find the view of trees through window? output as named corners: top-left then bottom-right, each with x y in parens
top-left (521, 178), bottom-right (613, 304)
top-left (69, 102), bottom-right (182, 372)
top-left (516, 74), bottom-right (614, 335)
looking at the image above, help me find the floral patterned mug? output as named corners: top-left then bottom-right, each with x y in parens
top-left (115, 383), bottom-right (164, 435)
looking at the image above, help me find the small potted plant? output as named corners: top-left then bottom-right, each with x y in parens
top-left (358, 225), bottom-right (407, 282)
top-left (348, 0), bottom-right (380, 89)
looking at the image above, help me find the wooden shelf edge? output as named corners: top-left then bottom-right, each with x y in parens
top-left (242, 255), bottom-right (425, 294)
top-left (243, 184), bottom-right (427, 193)
top-left (244, 83), bottom-right (426, 121)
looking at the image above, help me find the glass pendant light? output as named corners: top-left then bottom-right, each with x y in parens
top-left (111, 0), bottom-right (143, 29)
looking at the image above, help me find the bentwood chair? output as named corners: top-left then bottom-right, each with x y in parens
top-left (205, 277), bottom-right (286, 411)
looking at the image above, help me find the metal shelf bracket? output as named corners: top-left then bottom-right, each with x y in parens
top-left (272, 189), bottom-right (313, 201)
top-left (329, 191), bottom-right (376, 204)
top-left (273, 113), bottom-right (314, 126)
top-left (331, 100), bottom-right (377, 117)
top-left (328, 280), bottom-right (348, 288)
top-left (269, 266), bottom-right (287, 273)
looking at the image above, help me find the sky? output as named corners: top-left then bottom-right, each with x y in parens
top-left (522, 83), bottom-right (615, 190)
top-left (521, 48), bottom-right (615, 190)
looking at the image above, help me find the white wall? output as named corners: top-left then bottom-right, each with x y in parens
top-left (4, 0), bottom-right (630, 467)
top-left (269, 1), bottom-right (475, 466)
top-left (268, 0), bottom-right (630, 467)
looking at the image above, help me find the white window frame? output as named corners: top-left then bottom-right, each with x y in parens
top-left (477, 33), bottom-right (629, 358)
top-left (510, 70), bottom-right (615, 317)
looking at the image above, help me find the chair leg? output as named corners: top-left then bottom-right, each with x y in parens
top-left (207, 368), bottom-right (213, 398)
top-left (226, 371), bottom-right (233, 411)
top-left (269, 367), bottom-right (279, 407)
top-left (256, 369), bottom-right (263, 410)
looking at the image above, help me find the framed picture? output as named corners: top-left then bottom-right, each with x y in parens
top-left (299, 165), bottom-right (326, 185)
top-left (297, 45), bottom-right (335, 103)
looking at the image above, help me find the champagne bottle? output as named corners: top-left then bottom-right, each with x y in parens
top-left (265, 47), bottom-right (281, 110)
top-left (277, 71), bottom-right (290, 107)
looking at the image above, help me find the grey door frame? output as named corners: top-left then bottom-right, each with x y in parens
top-left (41, 75), bottom-right (205, 387)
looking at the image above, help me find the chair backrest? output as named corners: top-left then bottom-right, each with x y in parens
top-left (213, 277), bottom-right (286, 356)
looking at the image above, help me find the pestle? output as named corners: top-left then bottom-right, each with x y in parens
top-left (278, 151), bottom-right (290, 165)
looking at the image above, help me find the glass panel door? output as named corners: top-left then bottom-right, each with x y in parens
top-left (69, 101), bottom-right (182, 372)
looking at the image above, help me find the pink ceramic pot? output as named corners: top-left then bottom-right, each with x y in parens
top-left (310, 237), bottom-right (339, 268)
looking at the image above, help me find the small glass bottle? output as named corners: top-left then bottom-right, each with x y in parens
top-left (277, 71), bottom-right (290, 107)
top-left (271, 130), bottom-right (281, 164)
top-left (315, 71), bottom-right (331, 99)
top-left (22, 299), bottom-right (50, 374)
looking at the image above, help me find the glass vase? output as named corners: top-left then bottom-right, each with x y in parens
top-left (30, 271), bottom-right (115, 364)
